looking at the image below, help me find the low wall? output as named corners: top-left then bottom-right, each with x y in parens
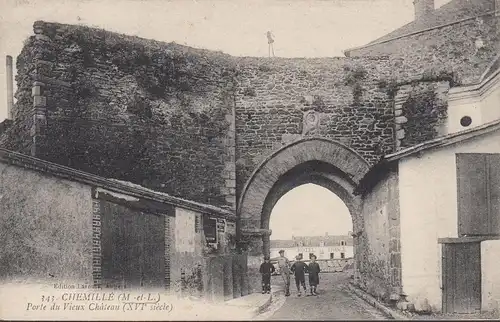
top-left (0, 162), bottom-right (93, 284)
top-left (358, 169), bottom-right (401, 302)
top-left (316, 259), bottom-right (354, 273)
top-left (174, 253), bottom-right (248, 302)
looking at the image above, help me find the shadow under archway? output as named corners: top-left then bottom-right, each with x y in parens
top-left (237, 138), bottom-right (370, 294)
top-left (260, 160), bottom-right (359, 257)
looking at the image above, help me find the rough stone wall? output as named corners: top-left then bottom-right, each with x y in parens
top-left (394, 81), bottom-right (450, 150)
top-left (233, 57), bottom-right (402, 198)
top-left (0, 41), bottom-right (37, 155)
top-left (0, 18), bottom-right (477, 305)
top-left (6, 21), bottom-right (237, 210)
top-left (359, 168), bottom-right (401, 303)
top-left (0, 161), bottom-right (93, 283)
top-left (1, 21), bottom-right (464, 208)
top-left (347, 12), bottom-right (500, 85)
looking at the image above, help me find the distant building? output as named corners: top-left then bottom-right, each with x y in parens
top-left (270, 234), bottom-right (354, 260)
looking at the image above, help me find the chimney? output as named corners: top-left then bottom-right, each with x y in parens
top-left (6, 55), bottom-right (14, 120)
top-left (413, 0), bottom-right (435, 21)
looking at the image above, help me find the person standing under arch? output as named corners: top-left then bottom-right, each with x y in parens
top-left (308, 254), bottom-right (321, 296)
top-left (277, 249), bottom-right (291, 296)
top-left (291, 255), bottom-right (309, 297)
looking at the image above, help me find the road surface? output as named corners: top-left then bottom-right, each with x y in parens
top-left (265, 272), bottom-right (389, 320)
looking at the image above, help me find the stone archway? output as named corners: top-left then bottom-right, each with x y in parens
top-left (237, 138), bottom-right (370, 293)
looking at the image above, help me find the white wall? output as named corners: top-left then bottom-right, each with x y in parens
top-left (481, 240), bottom-right (500, 312)
top-left (481, 83), bottom-right (500, 124)
top-left (447, 71), bottom-right (500, 134)
top-left (398, 129), bottom-right (500, 312)
top-left (175, 208), bottom-right (197, 253)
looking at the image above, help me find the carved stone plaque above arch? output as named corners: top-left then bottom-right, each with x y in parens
top-left (302, 110), bottom-right (320, 135)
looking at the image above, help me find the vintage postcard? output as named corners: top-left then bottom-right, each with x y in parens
top-left (0, 0), bottom-right (499, 320)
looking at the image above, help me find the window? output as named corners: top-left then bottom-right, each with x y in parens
top-left (319, 241), bottom-right (325, 247)
top-left (340, 240), bottom-right (346, 246)
top-left (330, 253), bottom-right (334, 259)
top-left (203, 217), bottom-right (217, 244)
top-left (340, 252), bottom-right (345, 259)
top-left (457, 153), bottom-right (500, 236)
top-left (298, 253), bottom-right (303, 259)
top-left (195, 214), bottom-right (202, 233)
top-left (460, 116), bottom-right (472, 127)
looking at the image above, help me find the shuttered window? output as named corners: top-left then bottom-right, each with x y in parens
top-left (456, 153), bottom-right (500, 236)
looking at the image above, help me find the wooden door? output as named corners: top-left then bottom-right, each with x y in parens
top-left (100, 200), bottom-right (165, 289)
top-left (442, 242), bottom-right (481, 314)
top-left (457, 153), bottom-right (500, 236)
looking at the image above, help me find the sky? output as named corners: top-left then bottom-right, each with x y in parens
top-left (0, 0), bottom-right (452, 238)
top-left (269, 183), bottom-right (352, 240)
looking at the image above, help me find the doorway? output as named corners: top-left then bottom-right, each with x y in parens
top-left (100, 200), bottom-right (165, 289)
top-left (441, 241), bottom-right (481, 313)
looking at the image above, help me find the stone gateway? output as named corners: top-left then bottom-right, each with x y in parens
top-left (0, 0), bottom-right (498, 314)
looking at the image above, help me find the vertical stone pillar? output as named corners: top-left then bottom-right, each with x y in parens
top-left (164, 216), bottom-right (173, 290)
top-left (31, 81), bottom-right (47, 157)
top-left (221, 75), bottom-right (237, 211)
top-left (6, 55), bottom-right (14, 120)
top-left (240, 228), bottom-right (271, 294)
top-left (29, 21), bottom-right (56, 158)
top-left (435, 81), bottom-right (450, 136)
top-left (393, 85), bottom-right (412, 151)
top-left (223, 255), bottom-right (234, 300)
top-left (352, 235), bottom-right (360, 284)
top-left (91, 199), bottom-right (102, 288)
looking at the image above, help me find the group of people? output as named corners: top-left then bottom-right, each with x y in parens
top-left (259, 249), bottom-right (321, 297)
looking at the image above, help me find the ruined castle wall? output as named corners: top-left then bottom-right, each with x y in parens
top-left (233, 57), bottom-right (400, 197)
top-left (393, 80), bottom-right (450, 150)
top-left (348, 13), bottom-right (500, 85)
top-left (0, 41), bottom-right (37, 155)
top-left (8, 21), bottom-right (237, 209)
top-left (359, 169), bottom-right (401, 302)
top-left (1, 21), bottom-right (465, 211)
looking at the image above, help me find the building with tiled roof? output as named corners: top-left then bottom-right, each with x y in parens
top-left (270, 234), bottom-right (354, 260)
top-left (368, 0), bottom-right (496, 45)
top-left (349, 2), bottom-right (500, 310)
top-left (344, 0), bottom-right (500, 85)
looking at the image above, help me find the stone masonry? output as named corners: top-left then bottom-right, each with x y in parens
top-left (1, 21), bottom-right (467, 211)
top-left (346, 1), bottom-right (499, 85)
top-left (0, 16), bottom-right (497, 306)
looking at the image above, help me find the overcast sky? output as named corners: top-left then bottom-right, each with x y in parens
top-left (269, 184), bottom-right (352, 239)
top-left (0, 0), bottom-right (451, 239)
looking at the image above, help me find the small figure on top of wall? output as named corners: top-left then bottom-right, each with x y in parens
top-left (266, 31), bottom-right (275, 58)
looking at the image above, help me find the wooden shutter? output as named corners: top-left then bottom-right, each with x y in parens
top-left (457, 153), bottom-right (500, 236)
top-left (487, 154), bottom-right (500, 234)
